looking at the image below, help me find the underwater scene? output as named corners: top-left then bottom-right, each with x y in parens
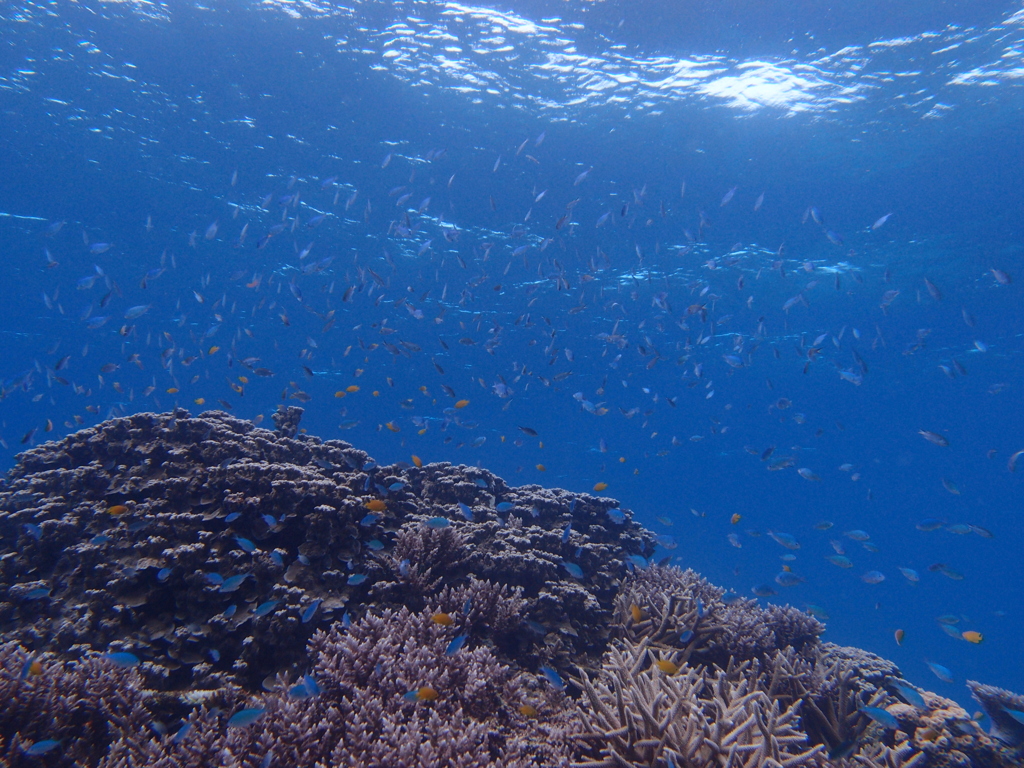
top-left (2, 0), bottom-right (1024, 766)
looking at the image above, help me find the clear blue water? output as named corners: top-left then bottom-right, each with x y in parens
top-left (2, 0), bottom-right (1024, 710)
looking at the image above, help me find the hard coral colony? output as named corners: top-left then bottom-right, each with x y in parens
top-left (0, 408), bottom-right (1020, 767)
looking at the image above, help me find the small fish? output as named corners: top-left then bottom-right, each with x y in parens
top-left (22, 740), bottom-right (61, 756)
top-left (496, 502), bottom-right (514, 512)
top-left (254, 600), bottom-right (279, 617)
top-left (898, 567), bottom-right (920, 583)
top-left (347, 574), bottom-right (368, 586)
top-left (425, 517), bottom-right (450, 529)
top-left (20, 653), bottom-right (42, 679)
top-left (775, 571), bottom-right (804, 587)
top-left (432, 612), bottom-right (454, 626)
top-left (403, 686), bottom-right (438, 702)
top-left (457, 502), bottom-right (474, 521)
top-left (365, 499), bottom-right (387, 512)
top-left (1004, 708), bottom-right (1024, 725)
top-left (563, 562), bottom-right (584, 579)
top-left (592, 482), bottom-right (608, 492)
top-left (235, 536), bottom-right (256, 553)
top-left (894, 629), bottom-right (905, 645)
top-left (172, 722), bottom-right (193, 743)
top-left (918, 430), bottom-right (949, 447)
top-left (889, 679), bottom-right (925, 707)
top-left (926, 662), bottom-right (953, 683)
top-left (860, 706), bottom-right (898, 730)
top-left (539, 665), bottom-right (565, 691)
top-left (961, 631), bottom-right (983, 644)
top-left (872, 213), bottom-right (892, 230)
top-left (105, 651), bottom-right (141, 668)
top-left (861, 570), bottom-right (886, 584)
top-left (227, 707), bottom-right (266, 727)
top-left (220, 574), bottom-right (248, 593)
top-left (301, 600), bottom-right (322, 624)
top-left (767, 531), bottom-right (800, 550)
top-left (828, 555), bottom-right (853, 569)
top-left (445, 634), bottom-right (468, 655)
top-left (654, 659), bottom-right (679, 674)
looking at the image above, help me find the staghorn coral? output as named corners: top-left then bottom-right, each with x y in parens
top-left (0, 642), bottom-right (152, 768)
top-left (2, 412), bottom-right (1024, 768)
top-left (571, 637), bottom-right (827, 768)
top-left (615, 565), bottom-right (824, 670)
top-left (98, 606), bottom-right (577, 768)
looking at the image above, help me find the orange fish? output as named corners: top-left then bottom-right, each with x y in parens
top-left (384, 422), bottom-right (400, 432)
top-left (630, 604), bottom-right (643, 623)
top-left (412, 455), bottom-right (423, 468)
top-left (518, 704), bottom-right (538, 717)
top-left (454, 399), bottom-right (470, 409)
top-left (731, 513), bottom-right (742, 525)
top-left (365, 500), bottom-right (387, 512)
top-left (654, 659), bottom-right (679, 675)
top-left (536, 464), bottom-right (546, 471)
top-left (894, 629), bottom-right (905, 645)
top-left (346, 385), bottom-right (360, 393)
top-left (107, 505), bottom-right (129, 516)
top-left (593, 482), bottom-right (608, 492)
top-left (962, 631), bottom-right (983, 644)
top-left (431, 612), bottom-right (454, 626)
top-left (414, 686), bottom-right (438, 701)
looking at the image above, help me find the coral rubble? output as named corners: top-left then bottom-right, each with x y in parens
top-left (0, 410), bottom-right (1021, 768)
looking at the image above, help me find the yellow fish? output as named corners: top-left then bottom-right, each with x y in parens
top-left (107, 505), bottom-right (129, 516)
top-left (654, 659), bottom-right (679, 675)
top-left (518, 704), bottom-right (538, 717)
top-left (412, 455), bottom-right (423, 468)
top-left (962, 631), bottom-right (983, 644)
top-left (415, 686), bottom-right (438, 701)
top-left (364, 500), bottom-right (387, 512)
top-left (593, 482), bottom-right (608, 492)
top-left (630, 604), bottom-right (643, 623)
top-left (454, 399), bottom-right (470, 409)
top-left (431, 612), bottom-right (454, 626)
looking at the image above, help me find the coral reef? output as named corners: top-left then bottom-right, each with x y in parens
top-left (0, 408), bottom-right (654, 691)
top-left (0, 410), bottom-right (1022, 768)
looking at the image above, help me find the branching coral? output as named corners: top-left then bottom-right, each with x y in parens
top-left (615, 565), bottom-right (824, 671)
top-left (571, 638), bottom-right (827, 768)
top-left (0, 642), bottom-right (151, 768)
top-left (2, 412), bottom-right (1024, 768)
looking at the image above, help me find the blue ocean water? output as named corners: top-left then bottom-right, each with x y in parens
top-left (1, 0), bottom-right (1023, 710)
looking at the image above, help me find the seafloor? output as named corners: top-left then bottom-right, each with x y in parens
top-left (0, 408), bottom-right (1021, 767)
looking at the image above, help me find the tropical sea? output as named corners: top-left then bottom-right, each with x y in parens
top-left (1, 0), bottom-right (1023, 712)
